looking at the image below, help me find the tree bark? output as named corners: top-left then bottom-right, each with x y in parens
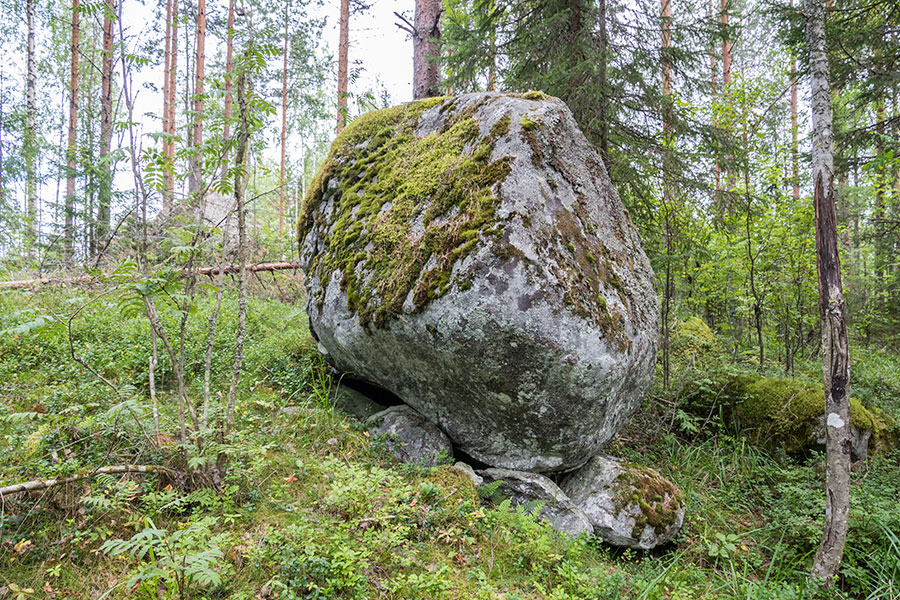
top-left (791, 56), bottom-right (800, 200)
top-left (162, 0), bottom-right (174, 211)
top-left (189, 0), bottom-right (206, 197)
top-left (222, 0), bottom-right (234, 169)
top-left (660, 0), bottom-right (674, 388)
top-left (25, 0), bottom-right (37, 249)
top-left (806, 0), bottom-right (851, 582)
top-left (337, 0), bottom-right (350, 131)
top-left (65, 0), bottom-right (80, 260)
top-left (165, 0), bottom-right (179, 208)
top-left (280, 6), bottom-right (289, 235)
top-left (0, 465), bottom-right (177, 497)
top-left (413, 0), bottom-right (441, 99)
top-left (720, 0), bottom-right (731, 86)
top-left (97, 0), bottom-right (115, 252)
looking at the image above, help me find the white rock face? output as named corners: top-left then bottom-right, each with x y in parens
top-left (561, 455), bottom-right (684, 550)
top-left (300, 92), bottom-right (659, 472)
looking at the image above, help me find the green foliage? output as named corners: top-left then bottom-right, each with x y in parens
top-left (100, 517), bottom-right (232, 599)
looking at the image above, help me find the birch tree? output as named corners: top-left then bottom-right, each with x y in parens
top-left (806, 0), bottom-right (851, 582)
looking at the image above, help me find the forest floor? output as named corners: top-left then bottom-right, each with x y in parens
top-left (1, 286), bottom-right (899, 600)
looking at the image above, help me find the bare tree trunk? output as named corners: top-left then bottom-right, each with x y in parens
top-left (149, 327), bottom-right (160, 439)
top-left (791, 57), bottom-right (800, 200)
top-left (806, 0), bottom-right (851, 582)
top-left (280, 7), bottom-right (289, 235)
top-left (25, 0), bottom-right (37, 250)
top-left (189, 0), bottom-right (206, 197)
top-left (660, 0), bottom-right (674, 389)
top-left (413, 0), bottom-right (441, 99)
top-left (165, 0), bottom-right (179, 208)
top-left (222, 0), bottom-right (234, 168)
top-left (337, 0), bottom-right (349, 131)
top-left (202, 232), bottom-right (229, 429)
top-left (97, 0), bottom-right (115, 253)
top-left (709, 0), bottom-right (720, 193)
top-left (720, 0), bottom-right (731, 86)
top-left (597, 0), bottom-right (608, 165)
top-left (222, 73), bottom-right (251, 472)
top-left (65, 0), bottom-right (80, 260)
top-left (162, 0), bottom-right (174, 211)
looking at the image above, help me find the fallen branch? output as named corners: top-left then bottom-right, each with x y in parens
top-left (0, 262), bottom-right (301, 289)
top-left (0, 464), bottom-right (178, 497)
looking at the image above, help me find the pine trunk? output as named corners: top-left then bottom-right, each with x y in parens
top-left (806, 0), bottom-right (851, 582)
top-left (166, 0), bottom-right (179, 208)
top-left (190, 0), bottom-right (206, 197)
top-left (337, 0), bottom-right (349, 130)
top-left (162, 0), bottom-right (174, 211)
top-left (97, 0), bottom-right (114, 252)
top-left (791, 57), bottom-right (800, 200)
top-left (65, 0), bottom-right (80, 260)
top-left (222, 0), bottom-right (234, 168)
top-left (413, 0), bottom-right (441, 99)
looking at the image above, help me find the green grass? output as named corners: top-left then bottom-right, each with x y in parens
top-left (1, 289), bottom-right (898, 599)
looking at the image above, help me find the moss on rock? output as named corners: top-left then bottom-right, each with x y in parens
top-left (683, 370), bottom-right (896, 455)
top-left (299, 97), bottom-right (514, 327)
top-left (612, 465), bottom-right (684, 539)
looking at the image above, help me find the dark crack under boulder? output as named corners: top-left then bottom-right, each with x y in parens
top-left (561, 455), bottom-right (684, 550)
top-left (300, 91), bottom-right (658, 472)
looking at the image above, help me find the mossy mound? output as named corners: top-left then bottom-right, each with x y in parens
top-left (683, 372), bottom-right (896, 455)
top-left (613, 465), bottom-right (684, 540)
top-left (299, 96), bottom-right (514, 327)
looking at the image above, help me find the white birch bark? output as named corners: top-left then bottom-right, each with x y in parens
top-left (806, 0), bottom-right (851, 582)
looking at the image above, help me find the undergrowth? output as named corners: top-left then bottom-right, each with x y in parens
top-left (0, 291), bottom-right (898, 599)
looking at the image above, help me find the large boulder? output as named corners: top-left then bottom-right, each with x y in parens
top-left (561, 455), bottom-right (685, 550)
top-left (299, 91), bottom-right (658, 472)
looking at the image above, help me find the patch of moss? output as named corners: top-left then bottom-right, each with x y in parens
top-left (490, 114), bottom-right (511, 139)
top-left (612, 465), bottom-right (683, 539)
top-left (299, 97), bottom-right (514, 327)
top-left (518, 90), bottom-right (548, 101)
top-left (683, 372), bottom-right (897, 455)
top-left (520, 115), bottom-right (540, 131)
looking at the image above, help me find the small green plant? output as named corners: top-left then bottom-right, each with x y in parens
top-left (100, 516), bottom-right (232, 599)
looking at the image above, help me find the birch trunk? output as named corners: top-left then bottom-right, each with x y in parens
top-left (806, 0), bottom-right (851, 581)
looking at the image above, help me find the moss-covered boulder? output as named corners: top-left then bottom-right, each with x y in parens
top-left (561, 455), bottom-right (684, 549)
top-left (682, 372), bottom-right (896, 457)
top-left (299, 92), bottom-right (659, 472)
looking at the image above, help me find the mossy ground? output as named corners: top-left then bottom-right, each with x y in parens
top-left (1, 290), bottom-right (899, 599)
top-left (299, 96), bottom-right (513, 327)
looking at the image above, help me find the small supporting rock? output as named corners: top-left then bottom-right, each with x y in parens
top-left (561, 455), bottom-right (684, 550)
top-left (477, 467), bottom-right (593, 537)
top-left (367, 405), bottom-right (453, 467)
